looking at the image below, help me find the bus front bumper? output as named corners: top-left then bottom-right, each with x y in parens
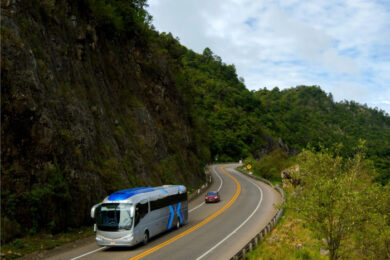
top-left (95, 233), bottom-right (136, 247)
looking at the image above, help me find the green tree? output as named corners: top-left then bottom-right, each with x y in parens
top-left (355, 183), bottom-right (390, 259)
top-left (287, 149), bottom-right (374, 259)
top-left (202, 47), bottom-right (213, 61)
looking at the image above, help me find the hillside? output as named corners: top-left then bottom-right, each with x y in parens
top-left (1, 0), bottom-right (208, 243)
top-left (179, 49), bottom-right (390, 183)
top-left (254, 86), bottom-right (390, 183)
top-left (2, 0), bottom-right (390, 247)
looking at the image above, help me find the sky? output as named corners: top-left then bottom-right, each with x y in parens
top-left (147, 0), bottom-right (390, 114)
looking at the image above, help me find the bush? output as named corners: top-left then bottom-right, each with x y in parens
top-left (247, 148), bottom-right (294, 181)
top-left (1, 217), bottom-right (22, 244)
top-left (28, 159), bottom-right (72, 233)
top-left (86, 0), bottom-right (124, 31)
top-left (84, 0), bottom-right (152, 35)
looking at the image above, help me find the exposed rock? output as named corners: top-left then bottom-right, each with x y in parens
top-left (281, 165), bottom-right (301, 187)
top-left (320, 248), bottom-right (330, 255)
top-left (256, 136), bottom-right (291, 159)
top-left (70, 15), bottom-right (76, 27)
top-left (1, 0), bottom-right (206, 243)
top-left (1, 0), bottom-right (11, 8)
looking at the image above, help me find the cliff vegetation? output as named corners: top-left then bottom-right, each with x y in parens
top-left (1, 0), bottom-right (208, 244)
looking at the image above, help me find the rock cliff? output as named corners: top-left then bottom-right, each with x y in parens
top-left (1, 0), bottom-right (207, 242)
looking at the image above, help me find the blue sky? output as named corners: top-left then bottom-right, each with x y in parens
top-left (147, 0), bottom-right (390, 114)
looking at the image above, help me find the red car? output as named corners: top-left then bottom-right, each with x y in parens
top-left (205, 191), bottom-right (220, 203)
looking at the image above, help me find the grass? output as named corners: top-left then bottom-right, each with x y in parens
top-left (247, 209), bottom-right (327, 260)
top-left (0, 226), bottom-right (94, 259)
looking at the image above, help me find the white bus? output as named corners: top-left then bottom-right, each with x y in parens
top-left (90, 185), bottom-right (188, 246)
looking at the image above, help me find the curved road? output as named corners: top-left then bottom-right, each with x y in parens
top-left (45, 164), bottom-right (281, 260)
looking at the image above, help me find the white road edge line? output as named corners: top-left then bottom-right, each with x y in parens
top-left (189, 166), bottom-right (223, 213)
top-left (195, 169), bottom-right (263, 260)
top-left (188, 201), bottom-right (205, 213)
top-left (70, 246), bottom-right (107, 260)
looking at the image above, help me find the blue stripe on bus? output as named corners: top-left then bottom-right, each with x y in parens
top-left (167, 205), bottom-right (175, 230)
top-left (177, 202), bottom-right (183, 224)
top-left (107, 187), bottom-right (155, 201)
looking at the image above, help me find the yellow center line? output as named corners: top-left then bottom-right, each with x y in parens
top-left (129, 166), bottom-right (241, 260)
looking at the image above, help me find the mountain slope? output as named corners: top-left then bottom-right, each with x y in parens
top-left (1, 0), bottom-right (208, 242)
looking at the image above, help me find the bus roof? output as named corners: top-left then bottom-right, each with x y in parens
top-left (108, 187), bottom-right (156, 201)
top-left (104, 185), bottom-right (186, 203)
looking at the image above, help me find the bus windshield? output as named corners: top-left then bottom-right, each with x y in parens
top-left (96, 203), bottom-right (133, 231)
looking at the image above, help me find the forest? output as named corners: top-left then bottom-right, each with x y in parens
top-left (177, 46), bottom-right (390, 184)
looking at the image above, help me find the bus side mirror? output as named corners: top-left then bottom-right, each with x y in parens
top-left (91, 203), bottom-right (101, 219)
top-left (130, 206), bottom-right (134, 218)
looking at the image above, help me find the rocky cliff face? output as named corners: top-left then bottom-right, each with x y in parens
top-left (1, 0), bottom-right (206, 242)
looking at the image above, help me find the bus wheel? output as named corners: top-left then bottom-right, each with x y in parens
top-left (143, 231), bottom-right (149, 245)
top-left (176, 220), bottom-right (180, 229)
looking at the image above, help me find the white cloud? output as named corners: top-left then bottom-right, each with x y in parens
top-left (147, 0), bottom-right (390, 113)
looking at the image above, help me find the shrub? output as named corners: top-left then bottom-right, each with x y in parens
top-left (1, 217), bottom-right (22, 244)
top-left (247, 148), bottom-right (294, 182)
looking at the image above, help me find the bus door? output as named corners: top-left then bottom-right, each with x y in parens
top-left (134, 200), bottom-right (148, 240)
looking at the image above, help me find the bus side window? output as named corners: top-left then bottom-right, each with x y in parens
top-left (139, 202), bottom-right (148, 218)
top-left (134, 202), bottom-right (148, 227)
top-left (134, 205), bottom-right (140, 227)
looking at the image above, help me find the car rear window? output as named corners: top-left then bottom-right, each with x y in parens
top-left (207, 192), bottom-right (217, 195)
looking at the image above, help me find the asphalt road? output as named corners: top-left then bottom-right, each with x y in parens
top-left (44, 164), bottom-right (282, 260)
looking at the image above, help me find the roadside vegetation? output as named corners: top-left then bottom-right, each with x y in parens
top-left (243, 148), bottom-right (295, 184)
top-left (247, 146), bottom-right (390, 259)
top-left (0, 226), bottom-right (94, 260)
top-left (247, 209), bottom-right (327, 260)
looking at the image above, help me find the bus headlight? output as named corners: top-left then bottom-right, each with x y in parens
top-left (123, 235), bottom-right (133, 241)
top-left (96, 235), bottom-right (103, 241)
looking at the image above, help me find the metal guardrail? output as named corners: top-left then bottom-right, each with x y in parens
top-left (230, 169), bottom-right (286, 260)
